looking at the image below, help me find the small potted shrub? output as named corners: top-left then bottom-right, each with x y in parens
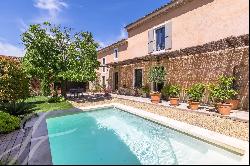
top-left (224, 77), bottom-right (240, 110)
top-left (167, 85), bottom-right (181, 106)
top-left (161, 85), bottom-right (169, 100)
top-left (140, 86), bottom-right (150, 98)
top-left (187, 83), bottom-right (205, 110)
top-left (148, 67), bottom-right (166, 104)
top-left (208, 76), bottom-right (237, 115)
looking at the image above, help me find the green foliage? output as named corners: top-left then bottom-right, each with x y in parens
top-left (22, 22), bottom-right (100, 96)
top-left (48, 96), bottom-right (65, 103)
top-left (208, 75), bottom-right (238, 103)
top-left (148, 67), bottom-right (166, 84)
top-left (161, 85), bottom-right (170, 98)
top-left (25, 96), bottom-right (73, 112)
top-left (41, 78), bottom-right (51, 96)
top-left (140, 86), bottom-right (150, 94)
top-left (0, 101), bottom-right (35, 116)
top-left (0, 112), bottom-right (21, 134)
top-left (148, 67), bottom-right (166, 92)
top-left (0, 57), bottom-right (30, 102)
top-left (166, 85), bottom-right (181, 98)
top-left (187, 83), bottom-right (205, 102)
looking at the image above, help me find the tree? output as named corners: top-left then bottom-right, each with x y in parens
top-left (0, 56), bottom-right (30, 102)
top-left (22, 22), bottom-right (100, 96)
top-left (148, 67), bottom-right (166, 92)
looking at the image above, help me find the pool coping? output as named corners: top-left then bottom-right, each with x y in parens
top-left (76, 103), bottom-right (249, 164)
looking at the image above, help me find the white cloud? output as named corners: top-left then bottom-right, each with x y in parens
top-left (0, 41), bottom-right (25, 57)
top-left (118, 27), bottom-right (127, 40)
top-left (33, 0), bottom-right (68, 23)
top-left (18, 18), bottom-right (29, 33)
top-left (97, 26), bottom-right (128, 49)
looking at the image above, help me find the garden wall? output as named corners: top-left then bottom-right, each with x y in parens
top-left (108, 35), bottom-right (249, 110)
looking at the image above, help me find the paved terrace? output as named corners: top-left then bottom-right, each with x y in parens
top-left (110, 94), bottom-right (249, 122)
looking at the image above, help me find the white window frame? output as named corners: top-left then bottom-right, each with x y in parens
top-left (133, 68), bottom-right (143, 89)
top-left (151, 21), bottom-right (169, 54)
top-left (114, 48), bottom-right (118, 61)
top-left (102, 57), bottom-right (106, 73)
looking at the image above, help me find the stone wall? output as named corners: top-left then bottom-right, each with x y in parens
top-left (108, 46), bottom-right (249, 110)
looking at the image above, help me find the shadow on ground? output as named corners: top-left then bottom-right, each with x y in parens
top-left (67, 93), bottom-right (112, 103)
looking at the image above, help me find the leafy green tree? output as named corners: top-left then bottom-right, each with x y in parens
top-left (22, 22), bottom-right (100, 96)
top-left (0, 57), bottom-right (30, 102)
top-left (148, 67), bottom-right (166, 92)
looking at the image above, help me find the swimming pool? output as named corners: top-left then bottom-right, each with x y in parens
top-left (46, 107), bottom-right (244, 165)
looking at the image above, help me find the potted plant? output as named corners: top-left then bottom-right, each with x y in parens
top-left (161, 85), bottom-right (169, 100)
top-left (208, 76), bottom-right (237, 115)
top-left (187, 83), bottom-right (205, 110)
top-left (167, 85), bottom-right (181, 106)
top-left (148, 67), bottom-right (166, 104)
top-left (140, 85), bottom-right (150, 98)
top-left (224, 77), bottom-right (240, 110)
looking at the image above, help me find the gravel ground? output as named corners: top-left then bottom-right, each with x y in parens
top-left (71, 98), bottom-right (249, 141)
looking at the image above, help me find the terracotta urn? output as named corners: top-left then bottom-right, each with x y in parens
top-left (187, 100), bottom-right (192, 109)
top-left (225, 99), bottom-right (240, 110)
top-left (170, 98), bottom-right (179, 106)
top-left (150, 93), bottom-right (161, 104)
top-left (190, 101), bottom-right (200, 110)
top-left (217, 103), bottom-right (232, 115)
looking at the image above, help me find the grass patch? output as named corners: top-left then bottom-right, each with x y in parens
top-left (25, 96), bottom-right (73, 113)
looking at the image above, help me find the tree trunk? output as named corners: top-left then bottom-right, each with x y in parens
top-left (41, 77), bottom-right (51, 96)
top-left (61, 80), bottom-right (67, 98)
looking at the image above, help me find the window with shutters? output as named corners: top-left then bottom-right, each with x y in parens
top-left (114, 48), bottom-right (118, 60)
top-left (102, 76), bottom-right (105, 87)
top-left (102, 58), bottom-right (106, 73)
top-left (134, 69), bottom-right (143, 88)
top-left (148, 22), bottom-right (172, 54)
top-left (155, 26), bottom-right (165, 51)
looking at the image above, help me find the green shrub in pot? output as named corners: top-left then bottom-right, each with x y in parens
top-left (187, 83), bottom-right (205, 110)
top-left (167, 85), bottom-right (181, 106)
top-left (208, 75), bottom-right (238, 115)
top-left (148, 67), bottom-right (166, 103)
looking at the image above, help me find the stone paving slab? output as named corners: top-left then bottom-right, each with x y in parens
top-left (111, 94), bottom-right (249, 122)
top-left (0, 128), bottom-right (32, 165)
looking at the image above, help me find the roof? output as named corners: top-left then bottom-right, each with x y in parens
top-left (0, 55), bottom-right (22, 61)
top-left (98, 39), bottom-right (128, 53)
top-left (125, 0), bottom-right (191, 30)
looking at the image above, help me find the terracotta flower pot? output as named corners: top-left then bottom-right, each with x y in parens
top-left (187, 100), bottom-right (192, 109)
top-left (150, 93), bottom-right (161, 104)
top-left (225, 99), bottom-right (240, 110)
top-left (217, 103), bottom-right (232, 115)
top-left (170, 98), bottom-right (179, 106)
top-left (190, 101), bottom-right (200, 110)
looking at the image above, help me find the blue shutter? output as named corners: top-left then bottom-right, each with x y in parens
top-left (165, 22), bottom-right (172, 50)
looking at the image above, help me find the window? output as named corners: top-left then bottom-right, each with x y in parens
top-left (114, 48), bottom-right (118, 59)
top-left (155, 26), bottom-right (165, 51)
top-left (134, 69), bottom-right (142, 88)
top-left (102, 58), bottom-right (106, 72)
top-left (102, 76), bottom-right (105, 87)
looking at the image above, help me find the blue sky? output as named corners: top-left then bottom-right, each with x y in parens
top-left (0, 0), bottom-right (169, 56)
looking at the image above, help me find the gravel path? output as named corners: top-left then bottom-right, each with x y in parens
top-left (71, 98), bottom-right (249, 141)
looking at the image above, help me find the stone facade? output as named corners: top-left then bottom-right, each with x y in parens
top-left (108, 35), bottom-right (249, 110)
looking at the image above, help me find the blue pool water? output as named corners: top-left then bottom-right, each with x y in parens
top-left (46, 107), bottom-right (243, 165)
